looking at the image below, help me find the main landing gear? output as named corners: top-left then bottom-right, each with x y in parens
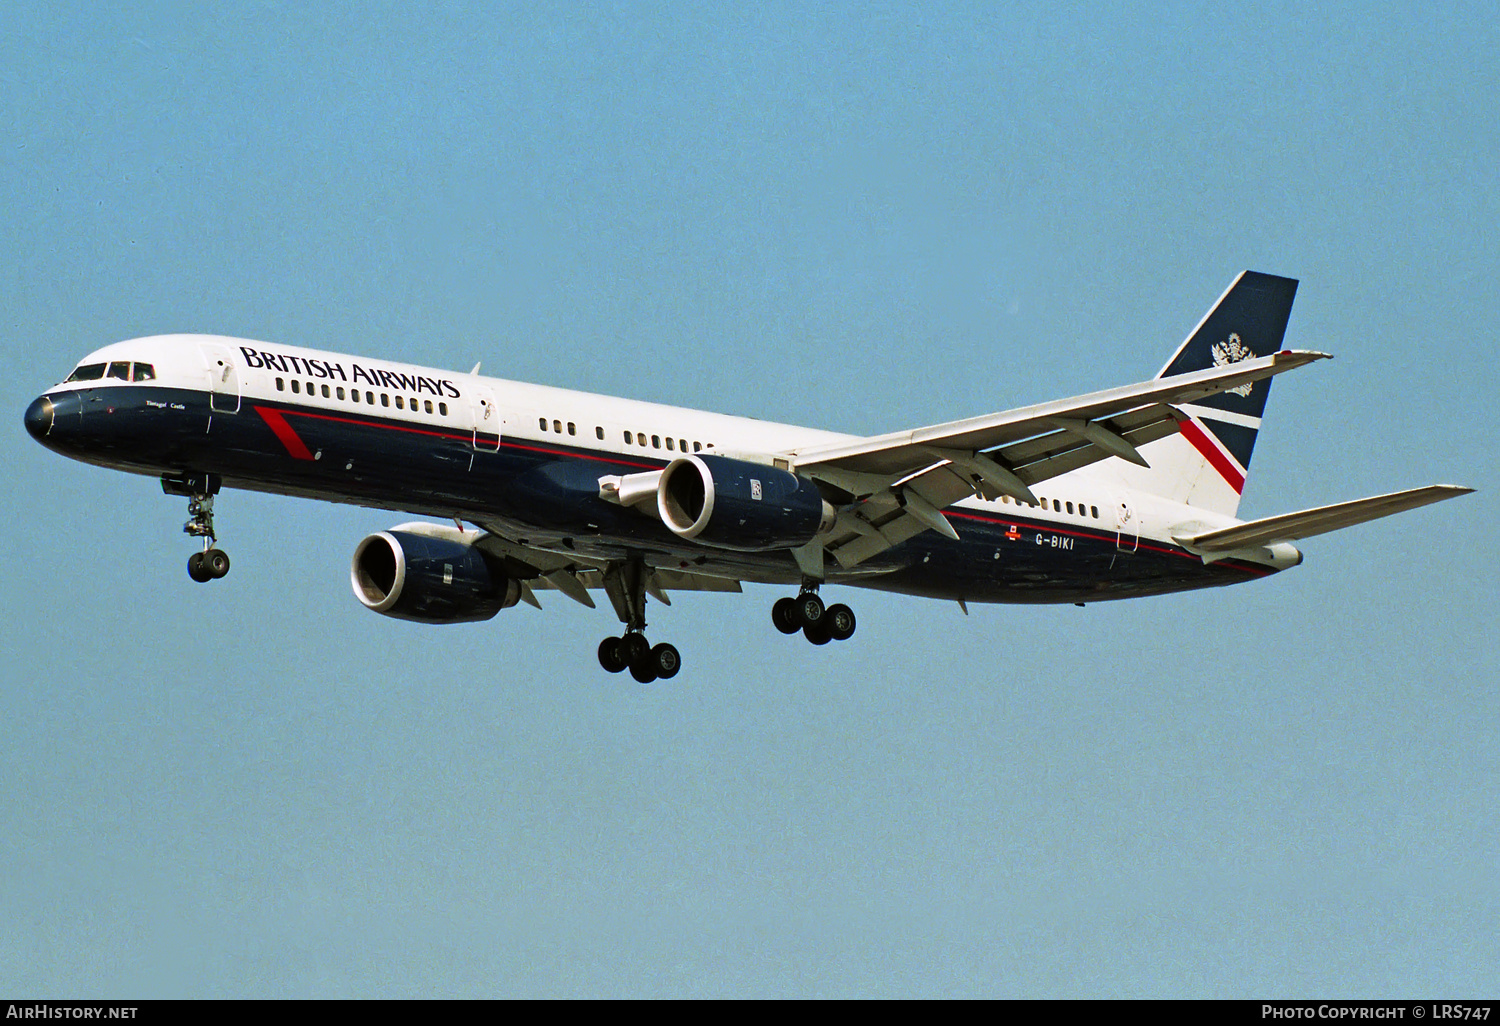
top-left (596, 558), bottom-right (681, 683)
top-left (164, 473), bottom-right (231, 584)
top-left (597, 633), bottom-right (680, 684)
top-left (771, 585), bottom-right (856, 646)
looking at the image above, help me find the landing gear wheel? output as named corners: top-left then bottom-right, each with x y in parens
top-left (623, 632), bottom-right (651, 664)
top-left (629, 656), bottom-right (659, 684)
top-left (650, 643), bottom-right (681, 680)
top-left (826, 603), bottom-right (856, 642)
top-left (205, 548), bottom-right (231, 579)
top-left (187, 551), bottom-right (212, 583)
top-left (797, 593), bottom-right (825, 628)
top-left (772, 597), bottom-right (801, 634)
top-left (598, 636), bottom-right (628, 673)
top-left (804, 620), bottom-right (832, 645)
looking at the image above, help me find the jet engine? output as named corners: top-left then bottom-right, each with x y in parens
top-left (351, 525), bottom-right (520, 624)
top-left (656, 454), bottom-right (834, 551)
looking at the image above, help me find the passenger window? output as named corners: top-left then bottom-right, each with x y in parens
top-left (679, 439), bottom-right (687, 452)
top-left (366, 391), bottom-right (375, 404)
top-left (381, 394), bottom-right (389, 407)
top-left (1053, 499), bottom-right (1061, 512)
top-left (693, 442), bottom-right (701, 452)
top-left (439, 403), bottom-right (448, 416)
top-left (553, 419), bottom-right (562, 433)
top-left (1066, 502), bottom-right (1074, 514)
top-left (539, 417), bottom-right (546, 430)
top-left (396, 396), bottom-right (404, 410)
top-left (350, 389), bottom-right (359, 403)
top-left (306, 381), bottom-right (314, 394)
top-left (638, 432), bottom-right (647, 446)
top-left (276, 378), bottom-right (285, 391)
top-left (291, 380), bottom-right (300, 393)
top-left (596, 426), bottom-right (604, 440)
top-left (666, 437), bottom-right (675, 451)
top-left (425, 400), bottom-right (433, 414)
top-left (568, 422), bottom-right (575, 436)
top-left (107, 361), bottom-right (130, 380)
top-left (1092, 506), bottom-right (1099, 518)
top-left (322, 384), bottom-right (330, 398)
top-left (337, 387), bottom-right (345, 400)
top-left (132, 363), bottom-right (155, 382)
top-left (652, 435), bottom-right (660, 449)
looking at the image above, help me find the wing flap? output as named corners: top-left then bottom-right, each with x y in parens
top-left (530, 567), bottom-right (743, 595)
top-left (1176, 485), bottom-right (1474, 552)
top-left (470, 523), bottom-right (744, 605)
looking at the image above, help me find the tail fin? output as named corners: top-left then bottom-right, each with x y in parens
top-left (1113, 271), bottom-right (1299, 516)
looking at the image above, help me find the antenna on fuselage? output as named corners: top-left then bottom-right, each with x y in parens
top-left (470, 362), bottom-right (481, 375)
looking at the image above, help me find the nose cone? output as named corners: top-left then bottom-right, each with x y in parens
top-left (24, 395), bottom-right (54, 441)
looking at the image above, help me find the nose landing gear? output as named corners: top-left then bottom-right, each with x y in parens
top-left (164, 473), bottom-right (231, 583)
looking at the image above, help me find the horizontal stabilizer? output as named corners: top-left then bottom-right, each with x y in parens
top-left (1177, 485), bottom-right (1474, 552)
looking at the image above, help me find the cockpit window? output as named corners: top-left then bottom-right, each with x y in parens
top-left (132, 363), bottom-right (155, 381)
top-left (107, 361), bottom-right (130, 380)
top-left (64, 363), bottom-right (107, 382)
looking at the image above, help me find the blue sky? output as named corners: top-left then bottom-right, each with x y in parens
top-left (3, 2), bottom-right (1495, 997)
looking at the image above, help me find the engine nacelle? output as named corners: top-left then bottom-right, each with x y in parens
top-left (351, 525), bottom-right (520, 624)
top-left (657, 454), bottom-right (833, 551)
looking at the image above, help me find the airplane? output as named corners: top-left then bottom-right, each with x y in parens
top-left (24, 271), bottom-right (1471, 682)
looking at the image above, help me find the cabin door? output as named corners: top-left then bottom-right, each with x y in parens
top-left (1115, 499), bottom-right (1140, 553)
top-left (200, 343), bottom-right (241, 414)
top-left (471, 388), bottom-right (501, 452)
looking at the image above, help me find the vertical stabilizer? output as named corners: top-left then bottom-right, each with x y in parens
top-left (1110, 271), bottom-right (1299, 517)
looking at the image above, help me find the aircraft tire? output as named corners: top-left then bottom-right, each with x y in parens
top-left (206, 548), bottom-right (231, 579)
top-left (187, 552), bottom-right (212, 583)
top-left (826, 604), bottom-right (856, 641)
top-left (772, 597), bottom-right (801, 634)
top-left (629, 657), bottom-right (658, 684)
top-left (624, 632), bottom-right (651, 663)
top-left (651, 643), bottom-right (680, 680)
top-left (804, 621), bottom-right (832, 645)
top-left (796, 593), bottom-right (825, 628)
top-left (598, 637), bottom-right (628, 673)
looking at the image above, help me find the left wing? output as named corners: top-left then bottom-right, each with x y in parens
top-left (469, 523), bottom-right (742, 611)
top-left (785, 349), bottom-right (1328, 568)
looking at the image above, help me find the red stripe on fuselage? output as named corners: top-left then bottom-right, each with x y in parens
top-left (945, 509), bottom-right (1272, 575)
top-left (253, 406), bottom-right (315, 460)
top-left (262, 402), bottom-right (664, 470)
top-left (1178, 417), bottom-right (1245, 493)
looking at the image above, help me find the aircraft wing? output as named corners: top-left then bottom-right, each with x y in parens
top-left (1173, 485), bottom-right (1474, 553)
top-left (469, 523), bottom-right (742, 610)
top-left (785, 349), bottom-right (1329, 568)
